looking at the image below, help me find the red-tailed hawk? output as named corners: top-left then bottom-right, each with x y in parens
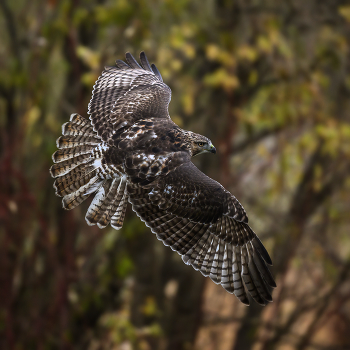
top-left (50, 52), bottom-right (276, 305)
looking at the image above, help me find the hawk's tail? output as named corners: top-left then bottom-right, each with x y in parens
top-left (50, 113), bottom-right (128, 230)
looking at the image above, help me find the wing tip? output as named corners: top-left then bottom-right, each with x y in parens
top-left (151, 63), bottom-right (163, 82)
top-left (139, 51), bottom-right (152, 72)
top-left (125, 52), bottom-right (142, 69)
top-left (115, 59), bottom-right (129, 70)
top-left (252, 235), bottom-right (273, 266)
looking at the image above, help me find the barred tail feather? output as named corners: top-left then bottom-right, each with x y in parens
top-left (56, 135), bottom-right (101, 149)
top-left (52, 145), bottom-right (96, 163)
top-left (85, 183), bottom-right (108, 224)
top-left (62, 113), bottom-right (96, 137)
top-left (62, 176), bottom-right (104, 210)
top-left (53, 161), bottom-right (98, 197)
top-left (85, 179), bottom-right (118, 226)
top-left (50, 153), bottom-right (91, 178)
top-left (110, 185), bottom-right (128, 230)
top-left (85, 177), bottom-right (128, 229)
top-left (96, 178), bottom-right (126, 229)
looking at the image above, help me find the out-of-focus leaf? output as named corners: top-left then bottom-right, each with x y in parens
top-left (237, 44), bottom-right (258, 62)
top-left (339, 6), bottom-right (350, 22)
top-left (76, 46), bottom-right (100, 70)
top-left (204, 68), bottom-right (239, 91)
top-left (116, 255), bottom-right (134, 278)
top-left (141, 296), bottom-right (158, 316)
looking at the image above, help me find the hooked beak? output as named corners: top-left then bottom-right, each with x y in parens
top-left (209, 143), bottom-right (216, 154)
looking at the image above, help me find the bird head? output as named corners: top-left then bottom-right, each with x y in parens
top-left (187, 132), bottom-right (216, 156)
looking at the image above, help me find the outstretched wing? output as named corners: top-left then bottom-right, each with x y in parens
top-left (128, 162), bottom-right (276, 305)
top-left (88, 52), bottom-right (171, 142)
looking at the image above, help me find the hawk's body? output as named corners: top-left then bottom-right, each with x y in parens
top-left (51, 52), bottom-right (276, 305)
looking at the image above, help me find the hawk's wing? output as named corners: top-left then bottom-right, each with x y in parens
top-left (128, 162), bottom-right (276, 305)
top-left (88, 52), bottom-right (171, 141)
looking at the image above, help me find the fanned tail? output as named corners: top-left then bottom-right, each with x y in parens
top-left (50, 114), bottom-right (128, 230)
top-left (50, 114), bottom-right (103, 209)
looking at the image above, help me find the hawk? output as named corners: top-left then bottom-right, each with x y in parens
top-left (50, 52), bottom-right (276, 305)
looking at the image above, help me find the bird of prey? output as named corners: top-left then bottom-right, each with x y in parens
top-left (50, 52), bottom-right (276, 305)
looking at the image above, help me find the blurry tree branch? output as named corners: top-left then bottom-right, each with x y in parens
top-left (276, 145), bottom-right (350, 276)
top-left (297, 260), bottom-right (350, 350)
top-left (231, 125), bottom-right (284, 155)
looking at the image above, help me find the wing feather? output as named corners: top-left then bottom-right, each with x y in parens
top-left (221, 243), bottom-right (234, 292)
top-left (114, 59), bottom-right (130, 70)
top-left (128, 161), bottom-right (275, 304)
top-left (88, 52), bottom-right (171, 142)
top-left (125, 52), bottom-right (143, 69)
top-left (151, 63), bottom-right (163, 82)
top-left (140, 51), bottom-right (153, 72)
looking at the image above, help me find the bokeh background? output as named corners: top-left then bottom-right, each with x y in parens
top-left (1, 0), bottom-right (350, 349)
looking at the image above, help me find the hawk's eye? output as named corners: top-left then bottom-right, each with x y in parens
top-left (197, 142), bottom-right (205, 147)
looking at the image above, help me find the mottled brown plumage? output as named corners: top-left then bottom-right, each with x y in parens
top-left (50, 52), bottom-right (276, 305)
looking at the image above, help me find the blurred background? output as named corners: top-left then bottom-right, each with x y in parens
top-left (1, 0), bottom-right (350, 349)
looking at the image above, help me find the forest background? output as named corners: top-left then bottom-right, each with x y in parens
top-left (1, 0), bottom-right (350, 349)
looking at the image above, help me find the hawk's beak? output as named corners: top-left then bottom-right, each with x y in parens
top-left (209, 143), bottom-right (216, 154)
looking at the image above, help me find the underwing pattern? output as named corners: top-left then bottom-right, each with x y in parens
top-left (50, 52), bottom-right (276, 305)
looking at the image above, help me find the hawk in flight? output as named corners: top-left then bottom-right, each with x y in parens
top-left (50, 52), bottom-right (276, 305)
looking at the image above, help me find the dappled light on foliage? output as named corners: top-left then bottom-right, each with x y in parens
top-left (1, 1), bottom-right (350, 349)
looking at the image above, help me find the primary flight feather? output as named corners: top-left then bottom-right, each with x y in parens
top-left (50, 52), bottom-right (276, 305)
